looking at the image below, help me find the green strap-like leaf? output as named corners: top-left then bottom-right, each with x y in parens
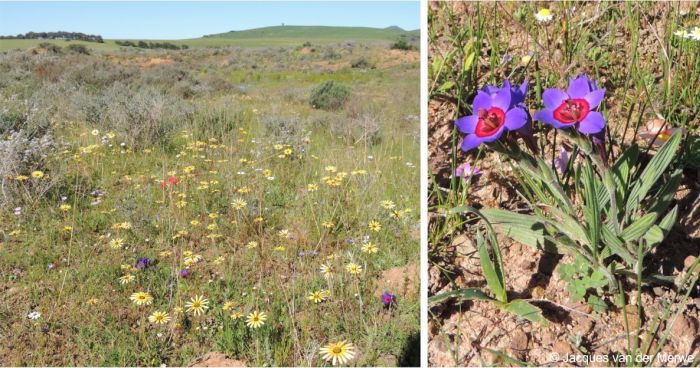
top-left (626, 131), bottom-right (682, 220)
top-left (601, 224), bottom-right (636, 265)
top-left (476, 230), bottom-right (507, 303)
top-left (621, 212), bottom-right (658, 243)
top-left (657, 205), bottom-right (679, 232)
top-left (611, 144), bottom-right (639, 208)
top-left (499, 300), bottom-right (548, 325)
top-left (582, 157), bottom-right (601, 256)
top-left (478, 208), bottom-right (551, 251)
top-left (643, 205), bottom-right (678, 252)
top-left (428, 288), bottom-right (493, 305)
top-left (648, 170), bottom-right (682, 216)
top-left (540, 205), bottom-right (591, 248)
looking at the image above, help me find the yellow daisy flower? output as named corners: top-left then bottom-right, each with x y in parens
top-left (319, 341), bottom-right (356, 366)
top-left (246, 310), bottom-right (267, 329)
top-left (118, 274), bottom-right (135, 285)
top-left (320, 264), bottom-right (334, 279)
top-left (308, 291), bottom-right (328, 304)
top-left (368, 220), bottom-right (381, 232)
top-left (148, 311), bottom-right (171, 325)
top-left (185, 295), bottom-right (209, 316)
top-left (129, 291), bottom-right (153, 306)
top-left (361, 242), bottom-right (378, 254)
top-left (346, 263), bottom-right (363, 275)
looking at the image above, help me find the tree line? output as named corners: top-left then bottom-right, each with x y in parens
top-left (0, 31), bottom-right (104, 43)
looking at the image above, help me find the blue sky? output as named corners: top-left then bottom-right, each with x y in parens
top-left (0, 1), bottom-right (419, 40)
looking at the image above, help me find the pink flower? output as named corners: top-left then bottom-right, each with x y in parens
top-left (455, 162), bottom-right (482, 179)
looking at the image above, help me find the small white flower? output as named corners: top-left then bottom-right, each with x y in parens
top-left (266, 176), bottom-right (275, 181)
top-left (237, 171), bottom-right (246, 175)
top-left (674, 29), bottom-right (689, 38)
top-left (689, 27), bottom-right (700, 41)
top-left (27, 311), bottom-right (41, 320)
top-left (535, 8), bottom-right (553, 23)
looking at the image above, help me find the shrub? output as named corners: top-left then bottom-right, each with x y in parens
top-left (0, 129), bottom-right (59, 207)
top-left (351, 57), bottom-right (374, 69)
top-left (38, 42), bottom-right (62, 54)
top-left (72, 83), bottom-right (191, 147)
top-left (66, 44), bottom-right (90, 55)
top-left (261, 112), bottom-right (310, 155)
top-left (333, 100), bottom-right (382, 145)
top-left (390, 39), bottom-right (413, 51)
top-left (309, 81), bottom-right (351, 111)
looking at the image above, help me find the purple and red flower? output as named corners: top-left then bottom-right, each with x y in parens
top-left (381, 291), bottom-right (396, 307)
top-left (135, 257), bottom-right (151, 270)
top-left (456, 80), bottom-right (530, 152)
top-left (534, 74), bottom-right (606, 135)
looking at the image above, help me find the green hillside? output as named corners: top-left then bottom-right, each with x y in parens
top-left (206, 25), bottom-right (419, 41)
top-left (0, 25), bottom-right (420, 52)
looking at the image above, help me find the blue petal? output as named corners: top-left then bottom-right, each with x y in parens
top-left (504, 107), bottom-right (528, 131)
top-left (455, 115), bottom-right (478, 134)
top-left (461, 134), bottom-right (484, 152)
top-left (578, 111), bottom-right (606, 134)
top-left (542, 89), bottom-right (568, 110)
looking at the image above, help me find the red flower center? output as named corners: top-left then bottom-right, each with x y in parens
top-left (553, 98), bottom-right (590, 124)
top-left (475, 107), bottom-right (506, 137)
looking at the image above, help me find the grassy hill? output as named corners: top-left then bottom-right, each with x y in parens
top-left (206, 25), bottom-right (418, 41)
top-left (0, 25), bottom-right (419, 52)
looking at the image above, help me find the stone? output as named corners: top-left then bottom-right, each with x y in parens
top-left (191, 352), bottom-right (246, 367)
top-left (507, 330), bottom-right (529, 360)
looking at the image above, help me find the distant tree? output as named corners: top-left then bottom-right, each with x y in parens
top-left (0, 31), bottom-right (104, 43)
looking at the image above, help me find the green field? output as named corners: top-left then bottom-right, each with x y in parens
top-left (0, 25), bottom-right (419, 51)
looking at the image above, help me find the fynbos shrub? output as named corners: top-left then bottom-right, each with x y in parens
top-left (309, 81), bottom-right (351, 111)
top-left (0, 129), bottom-right (59, 207)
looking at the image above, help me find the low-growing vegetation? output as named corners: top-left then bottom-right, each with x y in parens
top-left (0, 33), bottom-right (419, 366)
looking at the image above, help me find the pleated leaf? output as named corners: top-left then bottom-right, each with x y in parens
top-left (626, 131), bottom-right (682, 219)
top-left (428, 288), bottom-right (492, 305)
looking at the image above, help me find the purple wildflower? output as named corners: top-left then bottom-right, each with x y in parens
top-left (455, 162), bottom-right (482, 179)
top-left (554, 147), bottom-right (570, 173)
top-left (534, 74), bottom-right (606, 134)
top-left (298, 251), bottom-right (306, 257)
top-left (381, 291), bottom-right (396, 307)
top-left (456, 80), bottom-right (530, 152)
top-left (135, 257), bottom-right (151, 270)
top-left (179, 269), bottom-right (190, 278)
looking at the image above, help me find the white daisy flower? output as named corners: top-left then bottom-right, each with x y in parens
top-left (535, 8), bottom-right (553, 23)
